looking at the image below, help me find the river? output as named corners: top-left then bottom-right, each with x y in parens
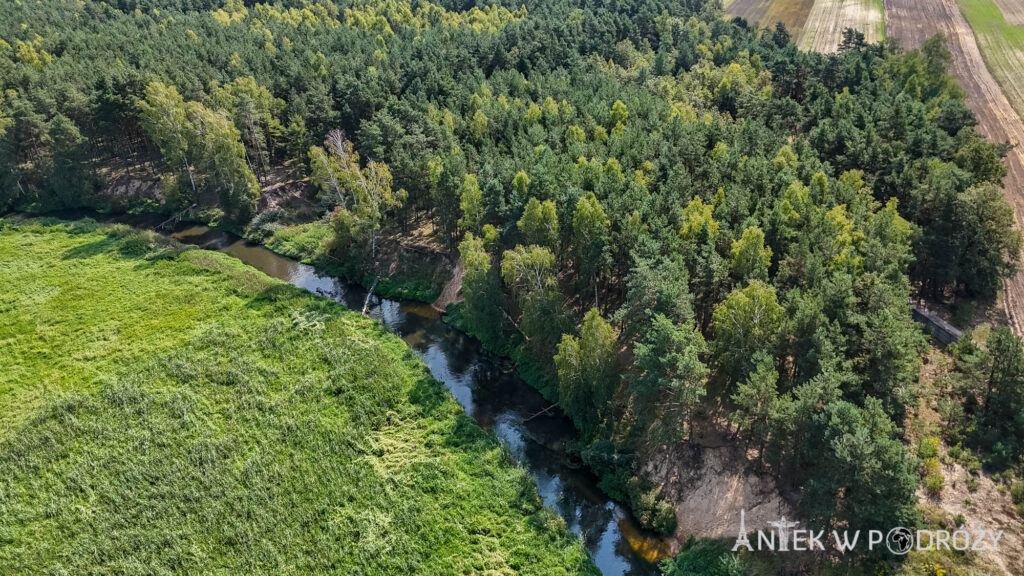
top-left (163, 223), bottom-right (669, 575)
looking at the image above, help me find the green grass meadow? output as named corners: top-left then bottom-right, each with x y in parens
top-left (0, 218), bottom-right (595, 575)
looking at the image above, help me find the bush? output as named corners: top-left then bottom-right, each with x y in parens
top-left (661, 538), bottom-right (748, 576)
top-left (925, 473), bottom-right (945, 496)
top-left (1010, 481), bottom-right (1024, 505)
top-left (246, 208), bottom-right (284, 240)
top-left (923, 457), bottom-right (944, 495)
top-left (919, 436), bottom-right (941, 460)
top-left (626, 477), bottom-right (677, 535)
top-left (947, 443), bottom-right (963, 461)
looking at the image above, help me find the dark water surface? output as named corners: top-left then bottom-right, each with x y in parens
top-left (163, 224), bottom-right (668, 575)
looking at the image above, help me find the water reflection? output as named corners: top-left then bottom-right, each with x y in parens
top-left (166, 224), bottom-right (665, 575)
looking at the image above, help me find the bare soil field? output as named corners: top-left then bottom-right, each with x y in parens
top-left (885, 0), bottom-right (1024, 337)
top-left (958, 0), bottom-right (1024, 120)
top-left (992, 0), bottom-right (1024, 26)
top-left (726, 0), bottom-right (817, 37)
top-left (798, 0), bottom-right (885, 52)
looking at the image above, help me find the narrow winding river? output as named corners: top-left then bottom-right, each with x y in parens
top-left (164, 224), bottom-right (668, 575)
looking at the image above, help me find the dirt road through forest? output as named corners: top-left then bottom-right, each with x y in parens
top-left (885, 0), bottom-right (1024, 336)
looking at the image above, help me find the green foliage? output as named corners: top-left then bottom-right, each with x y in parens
top-left (459, 232), bottom-right (503, 350)
top-left (923, 457), bottom-right (945, 496)
top-left (679, 197), bottom-right (718, 241)
top-left (712, 281), bottom-right (784, 382)
top-left (951, 183), bottom-right (1022, 298)
top-left (555, 309), bottom-right (618, 439)
top-left (3, 0), bottom-right (1023, 567)
top-left (918, 435), bottom-right (941, 460)
top-left (799, 398), bottom-right (920, 534)
top-left (138, 82), bottom-right (258, 222)
top-left (633, 314), bottom-right (708, 442)
top-left (0, 220), bottom-right (594, 575)
top-left (518, 197), bottom-right (559, 250)
top-left (941, 327), bottom-right (1024, 470)
top-left (571, 192), bottom-right (610, 304)
top-left (660, 538), bottom-right (747, 576)
top-left (264, 221), bottom-right (332, 262)
top-left (626, 477), bottom-right (677, 535)
top-left (458, 173), bottom-right (484, 236)
top-left (729, 226), bottom-right (771, 283)
top-left (731, 352), bottom-right (790, 461)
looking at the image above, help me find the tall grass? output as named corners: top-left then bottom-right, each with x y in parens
top-left (0, 218), bottom-right (595, 575)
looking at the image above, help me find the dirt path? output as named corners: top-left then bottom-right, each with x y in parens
top-left (431, 259), bottom-right (463, 312)
top-left (885, 0), bottom-right (1024, 336)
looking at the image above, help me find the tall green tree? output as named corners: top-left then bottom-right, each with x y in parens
top-left (572, 192), bottom-right (610, 308)
top-left (800, 398), bottom-right (919, 535)
top-left (138, 82), bottom-right (198, 202)
top-left (712, 280), bottom-right (784, 382)
top-left (310, 130), bottom-right (405, 260)
top-left (555, 309), bottom-right (619, 438)
top-left (459, 233), bottom-right (503, 349)
top-left (502, 244), bottom-right (565, 364)
top-left (731, 352), bottom-right (790, 464)
top-left (952, 184), bottom-right (1022, 298)
top-left (633, 313), bottom-right (708, 441)
top-left (458, 173), bottom-right (484, 236)
top-left (729, 226), bottom-right (772, 283)
top-left (518, 197), bottom-right (559, 250)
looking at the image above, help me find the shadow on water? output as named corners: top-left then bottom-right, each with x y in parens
top-left (52, 214), bottom-right (670, 575)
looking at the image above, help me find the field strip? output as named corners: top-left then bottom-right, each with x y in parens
top-left (798, 0), bottom-right (885, 52)
top-left (886, 0), bottom-right (1024, 344)
top-left (725, 0), bottom-right (773, 25)
top-left (993, 0), bottom-right (1024, 25)
top-left (761, 0), bottom-right (817, 37)
top-left (726, 0), bottom-right (816, 37)
top-left (958, 0), bottom-right (1024, 121)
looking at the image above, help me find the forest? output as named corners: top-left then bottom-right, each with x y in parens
top-left (2, 0), bottom-right (1024, 573)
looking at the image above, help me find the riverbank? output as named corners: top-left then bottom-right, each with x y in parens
top-left (0, 217), bottom-right (597, 574)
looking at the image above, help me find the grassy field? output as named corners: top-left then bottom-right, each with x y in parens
top-left (798, 0), bottom-right (884, 52)
top-left (0, 218), bottom-right (595, 575)
top-left (958, 0), bottom-right (1024, 121)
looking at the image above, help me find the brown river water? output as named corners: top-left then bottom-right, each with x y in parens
top-left (148, 222), bottom-right (672, 575)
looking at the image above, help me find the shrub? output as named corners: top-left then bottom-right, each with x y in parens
top-left (1011, 481), bottom-right (1024, 505)
top-left (925, 473), bottom-right (945, 496)
top-left (626, 477), bottom-right (677, 535)
top-left (661, 538), bottom-right (747, 576)
top-left (246, 208), bottom-right (284, 240)
top-left (923, 457), bottom-right (944, 495)
top-left (919, 436), bottom-right (941, 460)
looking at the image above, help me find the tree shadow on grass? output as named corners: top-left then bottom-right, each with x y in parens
top-left (61, 237), bottom-right (118, 260)
top-left (407, 372), bottom-right (448, 417)
top-left (444, 413), bottom-right (499, 453)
